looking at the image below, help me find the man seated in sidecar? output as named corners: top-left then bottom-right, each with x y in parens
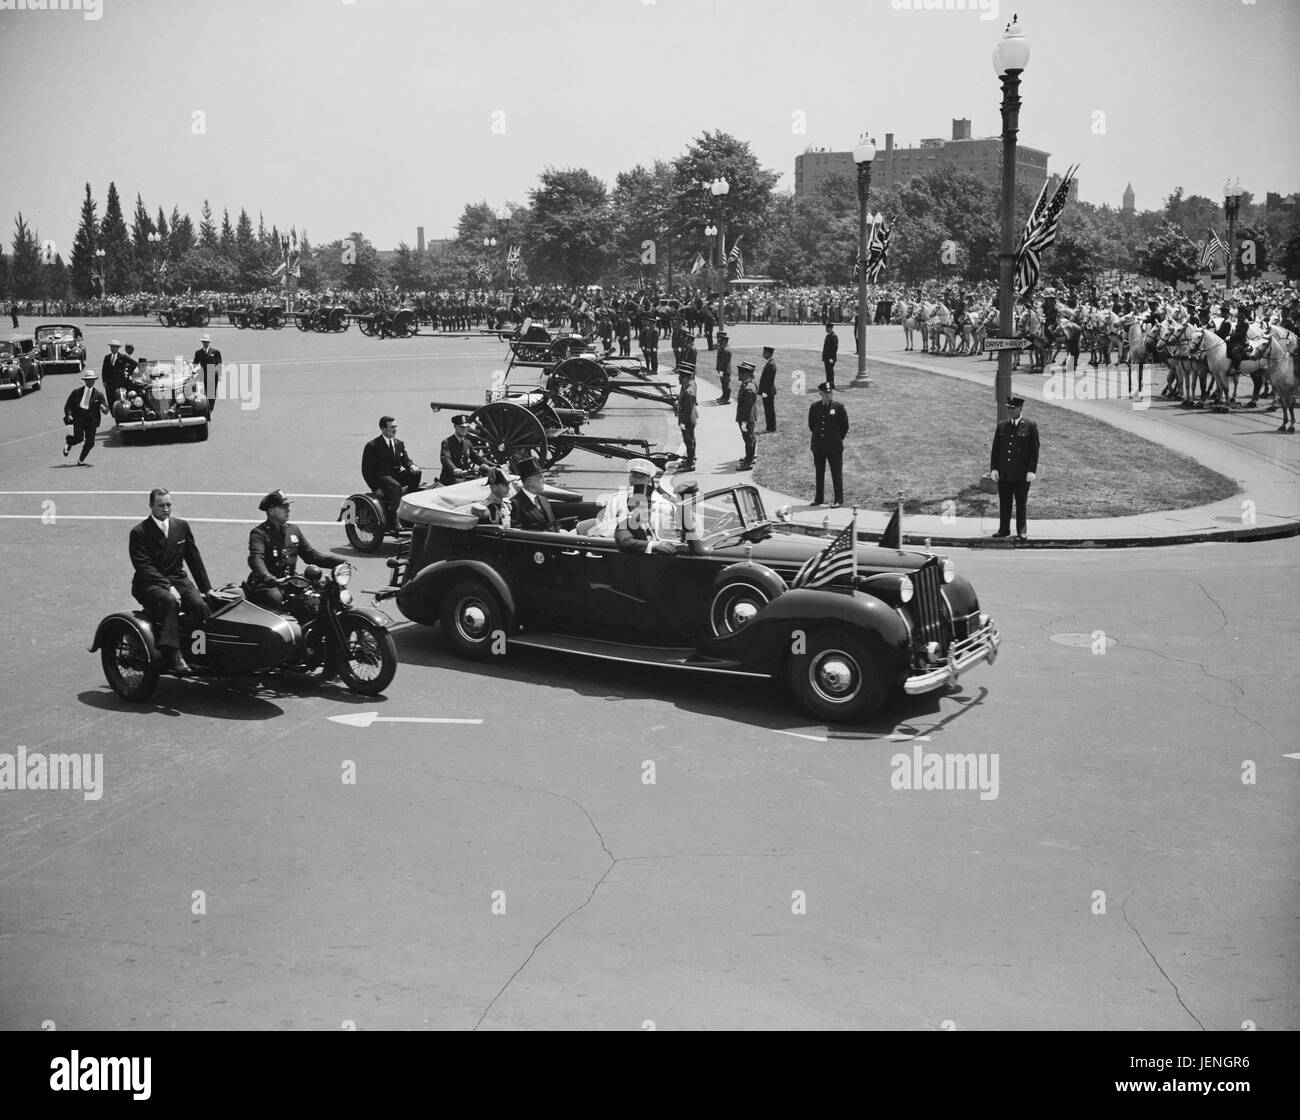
top-left (361, 414), bottom-right (424, 530)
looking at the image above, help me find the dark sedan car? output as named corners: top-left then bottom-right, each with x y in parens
top-left (34, 324), bottom-right (86, 375)
top-left (385, 480), bottom-right (999, 722)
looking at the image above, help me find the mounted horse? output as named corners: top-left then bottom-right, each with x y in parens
top-left (929, 302), bottom-right (958, 355)
top-left (897, 300), bottom-right (919, 351)
top-left (1248, 325), bottom-right (1298, 432)
top-left (1047, 316), bottom-right (1082, 372)
top-left (1015, 306), bottom-right (1050, 374)
top-left (1123, 319), bottom-right (1160, 398)
top-left (1193, 329), bottom-right (1266, 411)
top-left (1161, 319), bottom-right (1205, 407)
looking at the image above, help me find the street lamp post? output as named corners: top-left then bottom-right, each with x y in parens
top-left (482, 234), bottom-right (498, 292)
top-left (93, 248), bottom-right (106, 317)
top-left (709, 177), bottom-right (730, 331)
top-left (1223, 178), bottom-right (1243, 291)
top-left (993, 14), bottom-right (1030, 426)
top-left (147, 231), bottom-right (163, 297)
top-left (853, 135), bottom-right (876, 386)
top-left (498, 209), bottom-right (511, 296)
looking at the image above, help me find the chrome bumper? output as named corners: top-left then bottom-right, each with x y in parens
top-left (116, 415), bottom-right (207, 430)
top-left (904, 619), bottom-right (1000, 695)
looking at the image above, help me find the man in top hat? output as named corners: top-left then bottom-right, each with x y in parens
top-left (758, 345), bottom-right (778, 432)
top-left (472, 466), bottom-right (514, 526)
top-left (989, 396), bottom-right (1040, 542)
top-left (62, 368), bottom-right (109, 465)
top-left (101, 339), bottom-right (128, 406)
top-left (808, 381), bottom-right (849, 508)
top-left (192, 332), bottom-right (222, 414)
top-left (509, 457), bottom-right (557, 531)
top-left (439, 414), bottom-right (485, 485)
top-left (735, 362), bottom-right (758, 469)
top-left (128, 488), bottom-right (211, 675)
top-left (245, 490), bottom-right (343, 612)
top-left (362, 415), bottom-right (423, 530)
top-left (674, 360), bottom-right (698, 471)
top-left (715, 331), bottom-right (733, 404)
top-left (821, 323), bottom-right (839, 390)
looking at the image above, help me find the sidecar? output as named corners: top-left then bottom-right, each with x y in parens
top-left (91, 589), bottom-right (302, 701)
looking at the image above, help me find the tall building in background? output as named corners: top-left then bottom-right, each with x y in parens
top-left (1122, 182), bottom-right (1135, 215)
top-left (794, 119), bottom-right (1063, 198)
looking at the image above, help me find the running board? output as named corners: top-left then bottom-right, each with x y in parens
top-left (508, 633), bottom-right (768, 677)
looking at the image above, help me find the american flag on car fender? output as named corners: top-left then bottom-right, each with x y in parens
top-left (1015, 164), bottom-right (1077, 296)
top-left (790, 515), bottom-right (857, 590)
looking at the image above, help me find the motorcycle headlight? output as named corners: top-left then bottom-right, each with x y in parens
top-left (898, 576), bottom-right (914, 604)
top-left (942, 559), bottom-right (955, 583)
top-left (333, 564), bottom-right (352, 587)
top-left (338, 589), bottom-right (353, 606)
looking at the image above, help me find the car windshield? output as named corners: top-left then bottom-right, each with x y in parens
top-left (0, 342), bottom-right (14, 358)
top-left (684, 487), bottom-right (769, 546)
top-left (35, 326), bottom-right (72, 339)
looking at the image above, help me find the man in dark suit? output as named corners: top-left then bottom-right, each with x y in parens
top-left (808, 382), bottom-right (849, 507)
top-left (62, 369), bottom-right (109, 464)
top-left (509, 457), bottom-right (557, 530)
top-left (989, 396), bottom-right (1040, 542)
top-left (101, 339), bottom-right (128, 406)
top-left (362, 415), bottom-right (423, 529)
top-left (129, 488), bottom-right (212, 674)
top-left (821, 323), bottom-right (839, 390)
top-left (192, 333), bottom-right (222, 414)
top-left (758, 345), bottom-right (778, 432)
top-left (438, 414), bottom-right (484, 485)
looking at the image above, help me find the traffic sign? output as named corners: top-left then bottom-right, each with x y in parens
top-left (983, 337), bottom-right (1032, 351)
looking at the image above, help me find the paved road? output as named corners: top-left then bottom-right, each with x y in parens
top-left (0, 322), bottom-right (1294, 1030)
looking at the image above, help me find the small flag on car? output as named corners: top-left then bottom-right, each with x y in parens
top-left (791, 514), bottom-right (857, 590)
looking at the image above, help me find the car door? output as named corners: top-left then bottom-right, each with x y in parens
top-left (503, 530), bottom-right (597, 634)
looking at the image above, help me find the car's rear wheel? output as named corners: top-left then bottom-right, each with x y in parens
top-left (332, 619), bottom-right (398, 695)
top-left (440, 579), bottom-right (505, 661)
top-left (344, 498), bottom-right (384, 553)
top-left (786, 631), bottom-right (887, 723)
top-left (100, 618), bottom-right (159, 702)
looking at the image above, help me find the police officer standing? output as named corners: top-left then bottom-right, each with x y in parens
top-left (821, 323), bottom-right (839, 390)
top-left (245, 490), bottom-right (343, 611)
top-left (808, 382), bottom-right (849, 507)
top-left (989, 396), bottom-right (1040, 542)
top-left (735, 362), bottom-right (758, 469)
top-left (674, 361), bottom-right (698, 471)
top-left (758, 345), bottom-right (778, 432)
top-left (715, 331), bottom-right (732, 404)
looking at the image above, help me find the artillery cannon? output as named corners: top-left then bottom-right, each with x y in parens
top-left (228, 303), bottom-right (286, 330)
top-left (157, 303), bottom-right (210, 329)
top-left (355, 307), bottom-right (418, 338)
top-left (291, 304), bottom-right (351, 332)
top-left (429, 387), bottom-right (678, 472)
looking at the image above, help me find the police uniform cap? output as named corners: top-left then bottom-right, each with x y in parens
top-left (736, 361), bottom-right (756, 376)
top-left (817, 381), bottom-right (833, 393)
top-left (259, 489), bottom-right (291, 511)
top-left (626, 458), bottom-right (657, 477)
top-left (451, 415), bottom-right (469, 426)
top-left (1006, 396), bottom-right (1026, 408)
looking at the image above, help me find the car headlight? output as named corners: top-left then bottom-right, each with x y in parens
top-left (942, 558), bottom-right (955, 583)
top-left (898, 575), bottom-right (914, 604)
top-left (333, 564), bottom-right (352, 587)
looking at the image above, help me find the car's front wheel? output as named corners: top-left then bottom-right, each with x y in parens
top-left (440, 579), bottom-right (506, 661)
top-left (786, 631), bottom-right (887, 723)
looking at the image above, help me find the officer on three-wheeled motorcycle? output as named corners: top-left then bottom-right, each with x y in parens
top-left (244, 490), bottom-right (343, 614)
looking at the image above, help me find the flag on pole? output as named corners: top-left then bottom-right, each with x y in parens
top-left (866, 220), bottom-right (891, 283)
top-left (474, 257), bottom-right (492, 280)
top-left (288, 228), bottom-right (301, 277)
top-left (1015, 164), bottom-right (1078, 296)
top-left (728, 235), bottom-right (745, 279)
top-left (790, 515), bottom-right (858, 590)
top-left (690, 251), bottom-right (706, 275)
top-left (879, 500), bottom-right (903, 550)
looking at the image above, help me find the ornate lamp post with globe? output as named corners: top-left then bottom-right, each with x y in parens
top-left (1223, 179), bottom-right (1243, 291)
top-left (93, 248), bottom-right (107, 317)
top-left (853, 135), bottom-right (876, 386)
top-left (708, 177), bottom-right (730, 330)
top-left (993, 14), bottom-right (1030, 426)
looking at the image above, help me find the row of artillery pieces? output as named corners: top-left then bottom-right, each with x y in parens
top-left (154, 302), bottom-right (419, 335)
top-left (429, 328), bottom-right (687, 471)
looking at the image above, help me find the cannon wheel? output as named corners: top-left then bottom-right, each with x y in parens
top-left (548, 336), bottom-right (586, 362)
top-left (159, 312), bottom-right (172, 328)
top-left (548, 357), bottom-right (611, 415)
top-left (357, 315), bottom-right (375, 337)
top-left (295, 312), bottom-right (312, 332)
top-left (471, 400), bottom-right (548, 467)
top-left (334, 308), bottom-right (350, 332)
top-left (395, 309), bottom-right (417, 337)
top-left (267, 307), bottom-right (285, 329)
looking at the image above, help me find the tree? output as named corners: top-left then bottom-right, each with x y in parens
top-left (609, 162), bottom-right (678, 286)
top-left (390, 242), bottom-right (424, 291)
top-left (234, 208), bottom-right (264, 290)
top-left (171, 206), bottom-right (195, 257)
top-left (1139, 220), bottom-right (1198, 285)
top-left (130, 193), bottom-right (155, 289)
top-left (219, 208), bottom-right (235, 259)
top-left (198, 200), bottom-right (217, 249)
top-left (9, 214), bottom-right (42, 297)
top-left (69, 183), bottom-right (99, 298)
top-left (1231, 223), bottom-right (1271, 280)
top-left (1276, 221), bottom-right (1300, 281)
top-left (98, 183), bottom-right (132, 294)
top-left (526, 168), bottom-right (615, 284)
top-left (45, 253), bottom-right (70, 301)
top-left (171, 247), bottom-right (238, 292)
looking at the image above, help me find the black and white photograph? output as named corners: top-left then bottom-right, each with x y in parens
top-left (0, 0), bottom-right (1296, 1069)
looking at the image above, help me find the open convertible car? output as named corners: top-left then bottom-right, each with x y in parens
top-left (34, 324), bottom-right (87, 374)
top-left (112, 358), bottom-right (209, 440)
top-left (382, 480), bottom-right (1000, 722)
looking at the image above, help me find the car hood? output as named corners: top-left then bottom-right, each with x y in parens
top-left (713, 530), bottom-right (942, 576)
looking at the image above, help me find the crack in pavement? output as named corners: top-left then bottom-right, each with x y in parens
top-left (1114, 640), bottom-right (1246, 697)
top-left (1226, 705), bottom-right (1290, 750)
top-left (1177, 575), bottom-right (1229, 635)
top-left (1120, 892), bottom-right (1205, 1030)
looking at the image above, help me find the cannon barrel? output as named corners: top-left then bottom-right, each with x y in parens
top-left (429, 401), bottom-right (485, 414)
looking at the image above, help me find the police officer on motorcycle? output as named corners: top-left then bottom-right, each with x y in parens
top-left (245, 490), bottom-right (343, 612)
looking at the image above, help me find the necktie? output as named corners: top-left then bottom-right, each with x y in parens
top-left (80, 385), bottom-right (93, 409)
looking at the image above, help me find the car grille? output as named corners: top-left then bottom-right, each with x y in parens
top-left (910, 558), bottom-right (949, 654)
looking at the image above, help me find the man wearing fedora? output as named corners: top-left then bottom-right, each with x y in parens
top-left (439, 414), bottom-right (484, 485)
top-left (62, 368), bottom-right (109, 465)
top-left (244, 490), bottom-right (343, 612)
top-left (509, 457), bottom-right (557, 531)
top-left (192, 332), bottom-right (222, 414)
top-left (674, 360), bottom-right (698, 471)
top-left (989, 396), bottom-right (1039, 542)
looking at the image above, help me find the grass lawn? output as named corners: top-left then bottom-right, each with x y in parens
top-left (709, 350), bottom-right (1238, 518)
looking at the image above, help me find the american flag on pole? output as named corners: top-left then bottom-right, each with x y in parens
top-left (1015, 164), bottom-right (1078, 296)
top-left (790, 515), bottom-right (858, 590)
top-left (728, 235), bottom-right (745, 279)
top-left (690, 250), bottom-right (705, 275)
top-left (1200, 227), bottom-right (1229, 270)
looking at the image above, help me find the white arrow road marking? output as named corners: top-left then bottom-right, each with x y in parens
top-left (1284, 753), bottom-right (1300, 761)
top-left (772, 729), bottom-right (827, 742)
top-left (328, 712), bottom-right (483, 728)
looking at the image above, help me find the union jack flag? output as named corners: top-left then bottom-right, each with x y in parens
top-left (1015, 164), bottom-right (1078, 296)
top-left (790, 516), bottom-right (857, 590)
top-left (728, 235), bottom-right (744, 279)
top-left (866, 219), bottom-right (891, 283)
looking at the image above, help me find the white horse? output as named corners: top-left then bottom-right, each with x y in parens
top-left (1161, 320), bottom-right (1202, 407)
top-left (1248, 325), bottom-right (1298, 432)
top-left (897, 300), bottom-right (919, 351)
top-left (1123, 319), bottom-right (1160, 398)
top-left (1192, 329), bottom-right (1266, 411)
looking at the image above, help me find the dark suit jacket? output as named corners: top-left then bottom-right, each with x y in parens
top-left (362, 434), bottom-right (415, 490)
top-left (808, 399), bottom-right (849, 452)
top-left (990, 419), bottom-right (1040, 482)
top-left (101, 352), bottom-right (127, 387)
top-left (821, 333), bottom-right (839, 362)
top-left (509, 490), bottom-right (556, 531)
top-left (63, 385), bottom-right (108, 428)
top-left (439, 434), bottom-right (482, 485)
top-left (129, 516), bottom-right (211, 598)
top-left (758, 359), bottom-right (777, 395)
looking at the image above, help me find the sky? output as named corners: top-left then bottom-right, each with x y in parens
top-left (2, 0), bottom-right (1297, 256)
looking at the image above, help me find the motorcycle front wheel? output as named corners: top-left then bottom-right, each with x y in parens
top-left (332, 619), bottom-right (397, 695)
top-left (100, 618), bottom-right (160, 702)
